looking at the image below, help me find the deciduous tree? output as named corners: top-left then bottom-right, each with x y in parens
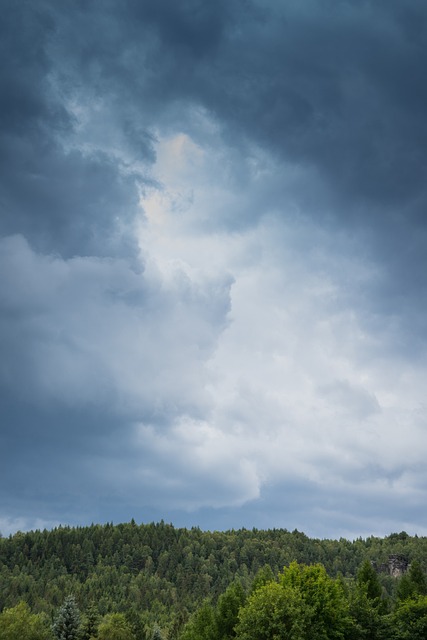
top-left (97, 613), bottom-right (136, 640)
top-left (393, 595), bottom-right (427, 640)
top-left (0, 601), bottom-right (52, 640)
top-left (236, 562), bottom-right (351, 640)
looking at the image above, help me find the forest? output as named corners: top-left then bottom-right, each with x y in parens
top-left (0, 521), bottom-right (427, 639)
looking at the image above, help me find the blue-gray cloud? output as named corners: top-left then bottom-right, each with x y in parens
top-left (1, 0), bottom-right (427, 538)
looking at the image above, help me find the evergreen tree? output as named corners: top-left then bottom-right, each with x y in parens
top-left (347, 560), bottom-right (390, 639)
top-left (151, 624), bottom-right (163, 640)
top-left (393, 595), bottom-right (427, 640)
top-left (180, 601), bottom-right (216, 640)
top-left (125, 609), bottom-right (148, 640)
top-left (215, 580), bottom-right (246, 640)
top-left (409, 561), bottom-right (427, 595)
top-left (348, 581), bottom-right (389, 640)
top-left (357, 560), bottom-right (382, 603)
top-left (250, 565), bottom-right (275, 594)
top-left (3, 520), bottom-right (427, 635)
top-left (52, 596), bottom-right (80, 640)
top-left (397, 560), bottom-right (427, 601)
top-left (80, 605), bottom-right (100, 640)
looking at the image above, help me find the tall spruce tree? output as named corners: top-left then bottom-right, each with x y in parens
top-left (397, 560), bottom-right (427, 601)
top-left (215, 579), bottom-right (246, 640)
top-left (151, 624), bottom-right (163, 640)
top-left (357, 560), bottom-right (382, 603)
top-left (52, 595), bottom-right (80, 640)
top-left (80, 604), bottom-right (100, 640)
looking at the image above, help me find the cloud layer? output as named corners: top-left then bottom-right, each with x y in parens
top-left (1, 0), bottom-right (427, 538)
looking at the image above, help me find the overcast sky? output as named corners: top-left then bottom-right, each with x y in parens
top-left (1, 0), bottom-right (427, 540)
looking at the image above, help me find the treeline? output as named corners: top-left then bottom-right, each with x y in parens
top-left (180, 559), bottom-right (427, 640)
top-left (0, 521), bottom-right (427, 638)
top-left (2, 561), bottom-right (427, 640)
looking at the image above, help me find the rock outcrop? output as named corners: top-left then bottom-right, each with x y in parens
top-left (376, 554), bottom-right (409, 577)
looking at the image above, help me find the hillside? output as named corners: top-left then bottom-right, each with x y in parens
top-left (1, 522), bottom-right (426, 634)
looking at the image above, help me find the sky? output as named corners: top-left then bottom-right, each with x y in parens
top-left (1, 0), bottom-right (427, 540)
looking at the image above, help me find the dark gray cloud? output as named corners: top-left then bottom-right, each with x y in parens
top-left (33, 0), bottom-right (427, 317)
top-left (46, 0), bottom-right (427, 213)
top-left (0, 1), bottom-right (146, 260)
top-left (9, 0), bottom-right (426, 222)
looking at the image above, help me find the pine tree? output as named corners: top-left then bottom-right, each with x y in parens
top-left (52, 595), bottom-right (81, 640)
top-left (215, 579), bottom-right (246, 640)
top-left (80, 604), bottom-right (100, 640)
top-left (397, 561), bottom-right (427, 601)
top-left (152, 624), bottom-right (163, 640)
top-left (407, 561), bottom-right (427, 596)
top-left (357, 560), bottom-right (382, 602)
top-left (250, 565), bottom-right (275, 594)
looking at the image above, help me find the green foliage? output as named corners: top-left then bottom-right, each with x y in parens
top-left (249, 565), bottom-right (275, 594)
top-left (1, 521), bottom-right (427, 638)
top-left (125, 609), bottom-right (149, 640)
top-left (215, 580), bottom-right (246, 640)
top-left (396, 560), bottom-right (427, 601)
top-left (357, 560), bottom-right (383, 603)
top-left (235, 561), bottom-right (352, 640)
top-left (97, 613), bottom-right (136, 640)
top-left (80, 604), bottom-right (100, 640)
top-left (236, 580), bottom-right (304, 640)
top-left (151, 623), bottom-right (164, 640)
top-left (347, 581), bottom-right (390, 640)
top-left (52, 596), bottom-right (80, 640)
top-left (280, 561), bottom-right (352, 640)
top-left (0, 601), bottom-right (52, 640)
top-left (179, 580), bottom-right (246, 640)
top-left (392, 595), bottom-right (427, 640)
top-left (179, 601), bottom-right (216, 640)
top-left (408, 561), bottom-right (427, 595)
top-left (397, 575), bottom-right (416, 602)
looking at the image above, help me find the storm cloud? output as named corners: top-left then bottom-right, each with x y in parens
top-left (1, 0), bottom-right (427, 538)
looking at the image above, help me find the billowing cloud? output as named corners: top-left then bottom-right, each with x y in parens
top-left (1, 0), bottom-right (427, 538)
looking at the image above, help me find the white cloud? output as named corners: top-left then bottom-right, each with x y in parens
top-left (132, 417), bottom-right (262, 509)
top-left (2, 125), bottom-right (427, 537)
top-left (0, 516), bottom-right (61, 538)
top-left (126, 128), bottom-right (427, 523)
top-left (0, 233), bottom-right (232, 415)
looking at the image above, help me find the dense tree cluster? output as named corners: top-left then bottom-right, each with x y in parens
top-left (0, 522), bottom-right (426, 639)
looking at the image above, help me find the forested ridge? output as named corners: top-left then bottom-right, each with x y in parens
top-left (1, 522), bottom-right (427, 639)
